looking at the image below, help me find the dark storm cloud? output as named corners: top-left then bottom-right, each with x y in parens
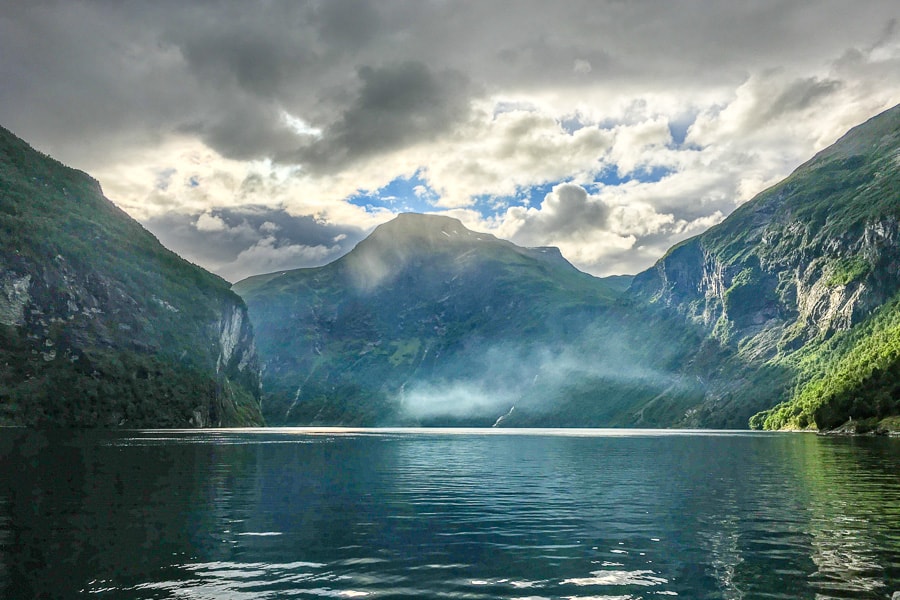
top-left (0, 1), bottom-right (359, 164)
top-left (311, 0), bottom-right (382, 51)
top-left (143, 206), bottom-right (366, 281)
top-left (295, 61), bottom-right (474, 172)
top-left (178, 98), bottom-right (304, 161)
top-left (3, 0), bottom-right (895, 170)
top-left (764, 76), bottom-right (844, 122)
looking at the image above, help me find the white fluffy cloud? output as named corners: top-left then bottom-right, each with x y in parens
top-left (490, 180), bottom-right (717, 275)
top-left (195, 212), bottom-right (228, 232)
top-left (231, 237), bottom-right (333, 280)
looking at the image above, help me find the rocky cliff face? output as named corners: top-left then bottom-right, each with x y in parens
top-left (635, 137), bottom-right (899, 343)
top-left (0, 125), bottom-right (263, 427)
top-left (630, 103), bottom-right (900, 428)
top-left (632, 219), bottom-right (900, 355)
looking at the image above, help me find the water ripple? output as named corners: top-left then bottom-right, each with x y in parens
top-left (2, 429), bottom-right (899, 599)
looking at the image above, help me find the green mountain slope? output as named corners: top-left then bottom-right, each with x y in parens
top-left (631, 103), bottom-right (900, 430)
top-left (752, 293), bottom-right (900, 431)
top-left (0, 125), bottom-right (263, 427)
top-left (235, 214), bottom-right (703, 426)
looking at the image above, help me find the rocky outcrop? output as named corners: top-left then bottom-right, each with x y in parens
top-left (633, 215), bottom-right (900, 358)
top-left (217, 304), bottom-right (257, 375)
top-left (0, 272), bottom-right (31, 327)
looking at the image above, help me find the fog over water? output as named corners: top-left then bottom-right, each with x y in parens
top-left (400, 345), bottom-right (678, 420)
top-left (398, 324), bottom-right (693, 423)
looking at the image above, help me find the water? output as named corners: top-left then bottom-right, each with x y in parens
top-left (1, 428), bottom-right (898, 599)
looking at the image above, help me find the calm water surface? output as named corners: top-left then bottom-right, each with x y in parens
top-left (0, 428), bottom-right (898, 599)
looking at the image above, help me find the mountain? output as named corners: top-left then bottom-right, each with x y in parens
top-left (237, 104), bottom-right (900, 432)
top-left (234, 213), bottom-right (703, 426)
top-left (631, 103), bottom-right (900, 431)
top-left (0, 125), bottom-right (263, 427)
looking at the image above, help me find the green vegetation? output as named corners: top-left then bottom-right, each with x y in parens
top-left (389, 339), bottom-right (421, 366)
top-left (739, 108), bottom-right (900, 430)
top-left (631, 104), bottom-right (900, 431)
top-left (824, 257), bottom-right (871, 287)
top-left (0, 125), bottom-right (263, 427)
top-left (701, 108), bottom-right (900, 265)
top-left (752, 294), bottom-right (900, 430)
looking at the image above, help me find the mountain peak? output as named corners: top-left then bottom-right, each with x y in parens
top-left (366, 213), bottom-right (493, 245)
top-left (234, 214), bottom-right (625, 427)
top-left (393, 212), bottom-right (463, 227)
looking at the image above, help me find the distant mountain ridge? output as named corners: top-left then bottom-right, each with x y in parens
top-left (0, 125), bottom-right (263, 427)
top-left (234, 213), bottom-right (703, 426)
top-left (237, 103), bottom-right (900, 431)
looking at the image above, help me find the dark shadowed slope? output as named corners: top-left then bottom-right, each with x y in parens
top-left (0, 125), bottom-right (263, 427)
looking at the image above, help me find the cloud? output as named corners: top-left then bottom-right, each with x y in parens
top-left (233, 237), bottom-right (334, 279)
top-left (295, 61), bottom-right (474, 173)
top-left (424, 107), bottom-right (616, 207)
top-left (1, 1), bottom-right (899, 280)
top-left (143, 206), bottom-right (366, 282)
top-left (487, 175), bottom-right (736, 275)
top-left (182, 97), bottom-right (309, 162)
top-left (399, 329), bottom-right (690, 422)
top-left (573, 59), bottom-right (592, 74)
top-left (504, 183), bottom-right (610, 243)
top-left (687, 71), bottom-right (845, 148)
top-left (4, 1), bottom-right (891, 169)
top-left (195, 212), bottom-right (228, 232)
top-left (608, 117), bottom-right (673, 176)
top-left (402, 381), bottom-right (516, 421)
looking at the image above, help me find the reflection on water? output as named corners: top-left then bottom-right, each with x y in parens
top-left (0, 428), bottom-right (898, 599)
top-left (803, 439), bottom-right (900, 597)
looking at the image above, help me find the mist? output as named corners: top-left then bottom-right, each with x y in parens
top-left (398, 321), bottom-right (700, 426)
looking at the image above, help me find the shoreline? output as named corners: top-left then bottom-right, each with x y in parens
top-left (818, 416), bottom-right (900, 437)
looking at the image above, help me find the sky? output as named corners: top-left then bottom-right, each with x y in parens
top-left (1, 1), bottom-right (898, 282)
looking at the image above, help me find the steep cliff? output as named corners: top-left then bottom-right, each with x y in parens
top-left (0, 125), bottom-right (263, 427)
top-left (631, 104), bottom-right (900, 429)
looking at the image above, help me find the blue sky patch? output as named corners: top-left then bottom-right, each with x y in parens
top-left (347, 163), bottom-right (675, 222)
top-left (468, 181), bottom-right (563, 218)
top-left (155, 167), bottom-right (176, 191)
top-left (348, 171), bottom-right (438, 213)
top-left (667, 110), bottom-right (701, 147)
top-left (594, 164), bottom-right (675, 187)
top-left (559, 114), bottom-right (589, 134)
